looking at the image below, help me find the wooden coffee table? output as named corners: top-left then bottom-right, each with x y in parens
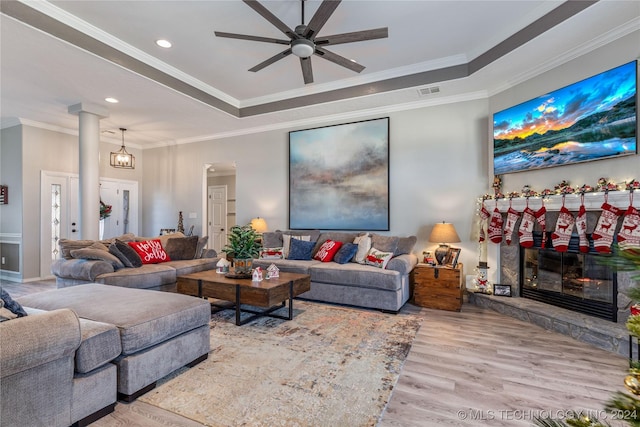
top-left (176, 270), bottom-right (311, 325)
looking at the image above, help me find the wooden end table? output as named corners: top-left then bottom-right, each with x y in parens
top-left (176, 270), bottom-right (311, 326)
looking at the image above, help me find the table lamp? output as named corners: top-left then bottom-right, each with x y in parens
top-left (250, 217), bottom-right (268, 233)
top-left (429, 222), bottom-right (461, 265)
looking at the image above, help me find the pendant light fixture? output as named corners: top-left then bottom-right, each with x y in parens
top-left (110, 127), bottom-right (135, 169)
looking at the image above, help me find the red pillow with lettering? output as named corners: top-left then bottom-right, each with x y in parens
top-left (127, 240), bottom-right (171, 264)
top-left (313, 239), bottom-right (343, 262)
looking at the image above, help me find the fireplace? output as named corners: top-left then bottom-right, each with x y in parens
top-left (520, 232), bottom-right (617, 321)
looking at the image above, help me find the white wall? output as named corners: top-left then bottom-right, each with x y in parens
top-left (143, 98), bottom-right (489, 271)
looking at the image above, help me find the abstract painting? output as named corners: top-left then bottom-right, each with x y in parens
top-left (289, 117), bottom-right (389, 230)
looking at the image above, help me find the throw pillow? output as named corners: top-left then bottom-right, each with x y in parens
top-left (333, 243), bottom-right (358, 264)
top-left (109, 239), bottom-right (143, 268)
top-left (260, 247), bottom-right (284, 259)
top-left (70, 248), bottom-right (125, 269)
top-left (282, 234), bottom-right (311, 258)
top-left (313, 240), bottom-right (343, 262)
top-left (352, 233), bottom-right (372, 264)
top-left (364, 247), bottom-right (394, 269)
top-left (164, 236), bottom-right (198, 260)
top-left (287, 238), bottom-right (316, 260)
top-left (395, 235), bottom-right (417, 256)
top-left (195, 236), bottom-right (209, 259)
top-left (88, 241), bottom-right (110, 251)
top-left (0, 289), bottom-right (28, 318)
top-left (128, 240), bottom-right (171, 264)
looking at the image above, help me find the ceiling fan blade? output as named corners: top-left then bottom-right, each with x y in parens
top-left (248, 48), bottom-right (292, 72)
top-left (303, 0), bottom-right (341, 39)
top-left (315, 47), bottom-right (365, 73)
top-left (300, 57), bottom-right (313, 84)
top-left (316, 27), bottom-right (388, 46)
top-left (243, 0), bottom-right (297, 39)
top-left (214, 31), bottom-right (290, 45)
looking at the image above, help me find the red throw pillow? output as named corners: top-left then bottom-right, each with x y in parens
top-left (128, 240), bottom-right (171, 264)
top-left (313, 240), bottom-right (343, 262)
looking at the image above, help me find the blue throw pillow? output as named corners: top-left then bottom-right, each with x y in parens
top-left (333, 243), bottom-right (358, 264)
top-left (0, 288), bottom-right (28, 318)
top-left (287, 238), bottom-right (316, 260)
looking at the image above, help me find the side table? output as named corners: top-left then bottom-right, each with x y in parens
top-left (411, 263), bottom-right (463, 311)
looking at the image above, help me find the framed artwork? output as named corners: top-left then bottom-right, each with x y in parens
top-left (159, 228), bottom-right (176, 236)
top-left (289, 117), bottom-right (389, 230)
top-left (444, 247), bottom-right (461, 268)
top-left (494, 284), bottom-right (512, 297)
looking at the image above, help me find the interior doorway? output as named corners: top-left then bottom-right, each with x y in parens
top-left (204, 163), bottom-right (236, 255)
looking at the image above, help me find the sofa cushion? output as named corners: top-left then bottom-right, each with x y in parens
top-left (313, 240), bottom-right (343, 262)
top-left (51, 258), bottom-right (115, 282)
top-left (195, 236), bottom-right (209, 258)
top-left (70, 248), bottom-right (125, 270)
top-left (282, 234), bottom-right (311, 258)
top-left (313, 232), bottom-right (358, 255)
top-left (128, 240), bottom-right (171, 264)
top-left (74, 318), bottom-right (122, 374)
top-left (395, 235), bottom-right (417, 256)
top-left (252, 259), bottom-right (320, 275)
top-left (94, 264), bottom-right (176, 289)
top-left (333, 243), bottom-right (358, 264)
top-left (109, 240), bottom-right (143, 268)
top-left (16, 284), bottom-right (211, 356)
top-left (164, 236), bottom-right (198, 260)
top-left (370, 233), bottom-right (399, 254)
top-left (287, 238), bottom-right (316, 260)
top-left (264, 230), bottom-right (321, 254)
top-left (309, 262), bottom-right (402, 292)
top-left (59, 238), bottom-right (96, 259)
top-left (365, 247), bottom-right (394, 269)
top-left (163, 258), bottom-right (218, 276)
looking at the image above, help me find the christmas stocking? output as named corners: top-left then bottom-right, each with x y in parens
top-left (479, 204), bottom-right (490, 243)
top-left (592, 202), bottom-right (622, 253)
top-left (618, 205), bottom-right (640, 252)
top-left (575, 204), bottom-right (589, 253)
top-left (503, 207), bottom-right (520, 246)
top-left (518, 207), bottom-right (536, 248)
top-left (551, 206), bottom-right (575, 252)
top-left (536, 206), bottom-right (547, 248)
top-left (488, 207), bottom-right (504, 244)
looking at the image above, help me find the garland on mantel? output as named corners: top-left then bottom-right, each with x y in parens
top-left (482, 176), bottom-right (640, 201)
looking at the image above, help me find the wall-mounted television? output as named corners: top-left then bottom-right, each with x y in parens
top-left (493, 60), bottom-right (637, 175)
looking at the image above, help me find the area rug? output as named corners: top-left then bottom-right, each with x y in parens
top-left (139, 300), bottom-right (422, 426)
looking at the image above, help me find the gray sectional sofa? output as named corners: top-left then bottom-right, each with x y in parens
top-left (1, 284), bottom-right (211, 427)
top-left (252, 230), bottom-right (418, 312)
top-left (51, 233), bottom-right (219, 291)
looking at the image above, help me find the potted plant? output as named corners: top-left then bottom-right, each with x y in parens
top-left (221, 224), bottom-right (262, 276)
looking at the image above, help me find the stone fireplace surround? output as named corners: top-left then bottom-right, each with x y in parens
top-left (470, 191), bottom-right (639, 356)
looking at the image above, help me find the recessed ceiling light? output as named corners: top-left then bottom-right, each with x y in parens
top-left (156, 39), bottom-right (172, 48)
top-left (105, 97), bottom-right (119, 103)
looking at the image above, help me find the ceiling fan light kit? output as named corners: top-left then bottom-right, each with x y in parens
top-left (215, 0), bottom-right (388, 84)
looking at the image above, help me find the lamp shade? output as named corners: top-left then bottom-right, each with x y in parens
top-left (250, 217), bottom-right (268, 233)
top-left (429, 222), bottom-right (461, 244)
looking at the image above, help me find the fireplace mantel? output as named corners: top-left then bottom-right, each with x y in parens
top-left (482, 190), bottom-right (638, 212)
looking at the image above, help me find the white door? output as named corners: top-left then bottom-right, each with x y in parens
top-left (40, 171), bottom-right (78, 278)
top-left (208, 186), bottom-right (227, 254)
top-left (99, 178), bottom-right (139, 239)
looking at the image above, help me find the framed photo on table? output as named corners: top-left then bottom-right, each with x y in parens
top-left (159, 228), bottom-right (176, 236)
top-left (494, 284), bottom-right (512, 297)
top-left (444, 247), bottom-right (461, 268)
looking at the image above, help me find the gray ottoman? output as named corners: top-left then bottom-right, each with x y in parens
top-left (18, 283), bottom-right (211, 401)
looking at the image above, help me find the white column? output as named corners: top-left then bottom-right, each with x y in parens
top-left (68, 103), bottom-right (109, 240)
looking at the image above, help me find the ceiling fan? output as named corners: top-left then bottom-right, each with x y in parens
top-left (214, 0), bottom-right (388, 84)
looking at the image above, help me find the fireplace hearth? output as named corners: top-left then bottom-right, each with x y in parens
top-left (520, 233), bottom-right (616, 321)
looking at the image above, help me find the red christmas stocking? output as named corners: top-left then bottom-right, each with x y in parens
top-left (503, 207), bottom-right (520, 246)
top-left (618, 205), bottom-right (640, 252)
top-left (551, 206), bottom-right (575, 252)
top-left (575, 204), bottom-right (589, 253)
top-left (479, 204), bottom-right (490, 243)
top-left (535, 206), bottom-right (547, 248)
top-left (592, 202), bottom-right (622, 253)
top-left (488, 207), bottom-right (504, 244)
top-left (518, 207), bottom-right (536, 248)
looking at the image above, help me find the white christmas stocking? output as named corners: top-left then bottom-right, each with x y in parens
top-left (503, 207), bottom-right (520, 246)
top-left (551, 206), bottom-right (575, 252)
top-left (575, 204), bottom-right (589, 253)
top-left (479, 204), bottom-right (490, 243)
top-left (518, 207), bottom-right (536, 248)
top-left (592, 202), bottom-right (622, 253)
top-left (618, 205), bottom-right (640, 252)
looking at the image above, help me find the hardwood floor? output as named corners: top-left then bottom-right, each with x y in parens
top-left (1, 280), bottom-right (630, 426)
